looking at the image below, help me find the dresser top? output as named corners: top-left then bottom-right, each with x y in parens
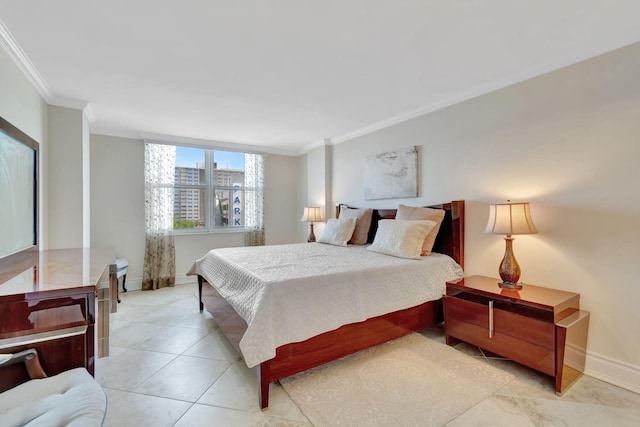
top-left (447, 275), bottom-right (580, 313)
top-left (0, 248), bottom-right (114, 297)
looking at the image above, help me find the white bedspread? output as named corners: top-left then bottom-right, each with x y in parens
top-left (188, 243), bottom-right (463, 367)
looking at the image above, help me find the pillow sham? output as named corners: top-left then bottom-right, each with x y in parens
top-left (367, 219), bottom-right (436, 259)
top-left (339, 206), bottom-right (373, 245)
top-left (317, 217), bottom-right (357, 246)
top-left (396, 204), bottom-right (446, 256)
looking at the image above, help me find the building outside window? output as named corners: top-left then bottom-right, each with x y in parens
top-left (172, 146), bottom-right (249, 231)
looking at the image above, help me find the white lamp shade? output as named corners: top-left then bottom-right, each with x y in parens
top-left (484, 202), bottom-right (537, 236)
top-left (301, 206), bottom-right (322, 223)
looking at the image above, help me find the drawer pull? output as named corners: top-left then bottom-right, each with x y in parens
top-left (489, 300), bottom-right (494, 338)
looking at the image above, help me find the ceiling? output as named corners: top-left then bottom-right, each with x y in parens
top-left (1, 1), bottom-right (639, 155)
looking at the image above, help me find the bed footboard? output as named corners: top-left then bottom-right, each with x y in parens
top-left (258, 298), bottom-right (443, 408)
top-left (198, 276), bottom-right (443, 409)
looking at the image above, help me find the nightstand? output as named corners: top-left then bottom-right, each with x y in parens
top-left (443, 275), bottom-right (590, 394)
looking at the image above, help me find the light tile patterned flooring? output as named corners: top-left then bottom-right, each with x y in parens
top-left (97, 283), bottom-right (640, 426)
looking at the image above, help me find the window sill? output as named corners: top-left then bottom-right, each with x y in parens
top-left (172, 227), bottom-right (249, 236)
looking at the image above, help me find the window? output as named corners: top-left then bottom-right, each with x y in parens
top-left (145, 141), bottom-right (264, 245)
top-left (169, 145), bottom-right (257, 232)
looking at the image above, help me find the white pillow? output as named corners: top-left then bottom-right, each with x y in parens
top-left (339, 206), bottom-right (373, 245)
top-left (367, 219), bottom-right (436, 259)
top-left (396, 205), bottom-right (446, 256)
top-left (317, 217), bottom-right (357, 246)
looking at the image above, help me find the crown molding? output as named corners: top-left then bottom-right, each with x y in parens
top-left (301, 138), bottom-right (331, 154)
top-left (140, 132), bottom-right (298, 156)
top-left (47, 95), bottom-right (89, 111)
top-left (0, 16), bottom-right (53, 102)
top-left (93, 128), bottom-right (309, 157)
top-left (1, 17), bottom-right (95, 122)
top-left (83, 103), bottom-right (95, 123)
top-left (92, 127), bottom-right (305, 157)
top-left (48, 96), bottom-right (95, 124)
top-left (330, 30), bottom-right (640, 146)
top-left (97, 130), bottom-right (297, 157)
top-left (90, 126), bottom-right (142, 141)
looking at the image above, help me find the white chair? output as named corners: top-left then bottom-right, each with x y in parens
top-left (0, 349), bottom-right (106, 426)
top-left (110, 258), bottom-right (129, 306)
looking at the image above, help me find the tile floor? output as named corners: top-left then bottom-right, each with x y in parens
top-left (97, 282), bottom-right (640, 426)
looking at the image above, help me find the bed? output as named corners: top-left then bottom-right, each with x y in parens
top-left (189, 200), bottom-right (465, 409)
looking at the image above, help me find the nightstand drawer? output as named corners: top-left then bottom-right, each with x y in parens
top-left (445, 315), bottom-right (555, 376)
top-left (444, 296), bottom-right (555, 349)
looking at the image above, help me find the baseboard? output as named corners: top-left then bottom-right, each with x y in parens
top-left (585, 350), bottom-right (640, 395)
top-left (122, 278), bottom-right (142, 291)
top-left (175, 274), bottom-right (196, 285)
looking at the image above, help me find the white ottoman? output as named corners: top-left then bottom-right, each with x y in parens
top-left (115, 258), bottom-right (128, 292)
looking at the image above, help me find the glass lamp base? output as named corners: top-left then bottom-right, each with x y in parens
top-left (307, 223), bottom-right (316, 243)
top-left (499, 281), bottom-right (523, 290)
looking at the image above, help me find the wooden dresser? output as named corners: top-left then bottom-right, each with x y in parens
top-left (444, 275), bottom-right (590, 394)
top-left (0, 248), bottom-right (115, 392)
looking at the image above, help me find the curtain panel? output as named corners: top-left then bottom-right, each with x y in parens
top-left (143, 143), bottom-right (176, 290)
top-left (244, 153), bottom-right (265, 246)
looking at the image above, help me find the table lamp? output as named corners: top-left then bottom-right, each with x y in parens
top-left (484, 200), bottom-right (537, 289)
top-left (301, 207), bottom-right (322, 242)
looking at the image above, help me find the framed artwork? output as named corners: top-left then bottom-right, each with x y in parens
top-left (363, 146), bottom-right (417, 200)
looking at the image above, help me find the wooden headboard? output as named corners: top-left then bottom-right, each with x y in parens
top-left (336, 200), bottom-right (465, 268)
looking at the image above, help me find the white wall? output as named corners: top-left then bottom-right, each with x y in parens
top-left (46, 106), bottom-right (88, 249)
top-left (304, 143), bottom-right (331, 237)
top-left (0, 47), bottom-right (47, 248)
top-left (296, 152), bottom-right (309, 242)
top-left (82, 112), bottom-right (91, 247)
top-left (90, 135), bottom-right (300, 288)
top-left (327, 42), bottom-right (640, 392)
top-left (90, 134), bottom-right (145, 281)
top-left (264, 153), bottom-right (303, 245)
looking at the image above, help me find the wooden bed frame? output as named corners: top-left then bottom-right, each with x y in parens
top-left (197, 200), bottom-right (464, 409)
